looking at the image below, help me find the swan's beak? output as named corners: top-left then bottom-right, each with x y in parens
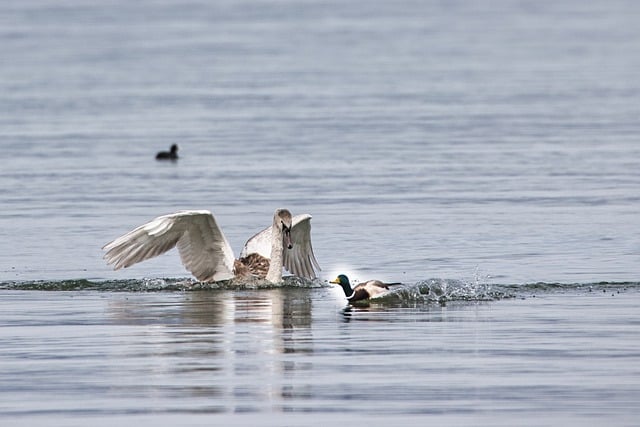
top-left (284, 226), bottom-right (293, 249)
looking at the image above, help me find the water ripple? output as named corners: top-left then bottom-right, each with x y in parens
top-left (2, 278), bottom-right (637, 303)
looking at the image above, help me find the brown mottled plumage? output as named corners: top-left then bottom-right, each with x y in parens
top-left (234, 253), bottom-right (271, 278)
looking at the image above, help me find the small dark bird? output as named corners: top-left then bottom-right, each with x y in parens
top-left (330, 274), bottom-right (402, 303)
top-left (156, 144), bottom-right (179, 160)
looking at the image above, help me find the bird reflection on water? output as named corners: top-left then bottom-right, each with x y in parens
top-left (106, 288), bottom-right (314, 411)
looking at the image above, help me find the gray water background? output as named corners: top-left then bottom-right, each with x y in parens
top-left (1, 0), bottom-right (639, 425)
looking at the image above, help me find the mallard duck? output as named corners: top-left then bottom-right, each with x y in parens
top-left (156, 144), bottom-right (179, 160)
top-left (103, 208), bottom-right (320, 283)
top-left (330, 274), bottom-right (401, 303)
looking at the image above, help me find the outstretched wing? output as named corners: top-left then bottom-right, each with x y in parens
top-left (239, 213), bottom-right (321, 280)
top-left (102, 210), bottom-right (235, 282)
top-left (239, 225), bottom-right (272, 259)
top-left (283, 214), bottom-right (321, 279)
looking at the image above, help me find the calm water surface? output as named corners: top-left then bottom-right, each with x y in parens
top-left (1, 286), bottom-right (639, 427)
top-left (1, 0), bottom-right (639, 425)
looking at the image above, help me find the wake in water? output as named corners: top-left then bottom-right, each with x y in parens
top-left (2, 276), bottom-right (636, 305)
top-left (373, 278), bottom-right (516, 306)
top-left (0, 276), bottom-right (324, 292)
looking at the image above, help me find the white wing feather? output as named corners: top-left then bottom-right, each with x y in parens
top-left (240, 214), bottom-right (320, 280)
top-left (239, 226), bottom-right (272, 259)
top-left (103, 210), bottom-right (235, 282)
top-left (285, 214), bottom-right (321, 279)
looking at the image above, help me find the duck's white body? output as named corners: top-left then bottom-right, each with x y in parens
top-left (103, 209), bottom-right (320, 283)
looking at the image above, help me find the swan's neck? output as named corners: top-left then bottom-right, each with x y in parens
top-left (265, 223), bottom-right (284, 283)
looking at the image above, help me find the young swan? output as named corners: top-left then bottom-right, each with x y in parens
top-left (330, 274), bottom-right (402, 303)
top-left (103, 208), bottom-right (320, 283)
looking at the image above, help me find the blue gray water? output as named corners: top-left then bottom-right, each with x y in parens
top-left (1, 0), bottom-right (639, 425)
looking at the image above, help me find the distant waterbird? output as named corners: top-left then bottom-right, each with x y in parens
top-left (155, 144), bottom-right (179, 160)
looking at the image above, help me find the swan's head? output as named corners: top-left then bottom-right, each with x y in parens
top-left (275, 208), bottom-right (293, 249)
top-left (170, 144), bottom-right (179, 154)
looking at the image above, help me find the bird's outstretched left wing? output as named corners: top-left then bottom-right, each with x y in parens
top-left (283, 214), bottom-right (321, 280)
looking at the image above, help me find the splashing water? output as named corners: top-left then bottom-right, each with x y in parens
top-left (367, 278), bottom-right (515, 306)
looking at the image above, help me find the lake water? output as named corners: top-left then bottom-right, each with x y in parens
top-left (1, 0), bottom-right (639, 426)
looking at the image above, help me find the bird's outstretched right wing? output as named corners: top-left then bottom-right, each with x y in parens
top-left (103, 210), bottom-right (235, 282)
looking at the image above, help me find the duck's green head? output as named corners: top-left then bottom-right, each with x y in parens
top-left (329, 274), bottom-right (350, 287)
top-left (330, 274), bottom-right (355, 299)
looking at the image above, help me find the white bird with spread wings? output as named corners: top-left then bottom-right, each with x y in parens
top-left (103, 208), bottom-right (320, 283)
